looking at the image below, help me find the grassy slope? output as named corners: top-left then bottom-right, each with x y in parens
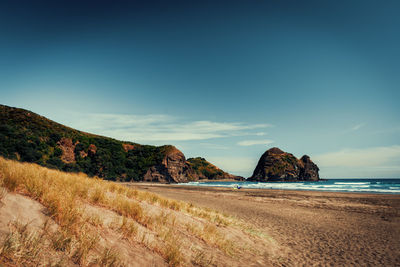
top-left (187, 157), bottom-right (234, 180)
top-left (0, 157), bottom-right (275, 266)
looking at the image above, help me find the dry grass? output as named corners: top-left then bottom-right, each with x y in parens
top-left (191, 248), bottom-right (214, 267)
top-left (0, 187), bottom-right (7, 203)
top-left (160, 229), bottom-right (183, 267)
top-left (0, 221), bottom-right (45, 265)
top-left (119, 216), bottom-right (138, 239)
top-left (94, 247), bottom-right (122, 267)
top-left (89, 185), bottom-right (106, 204)
top-left (50, 229), bottom-right (73, 252)
top-left (0, 157), bottom-right (275, 266)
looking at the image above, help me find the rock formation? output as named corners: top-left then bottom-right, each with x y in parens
top-left (299, 155), bottom-right (320, 181)
top-left (248, 147), bottom-right (319, 181)
top-left (57, 137), bottom-right (77, 164)
top-left (144, 146), bottom-right (198, 183)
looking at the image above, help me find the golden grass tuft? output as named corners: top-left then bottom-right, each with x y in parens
top-left (70, 230), bottom-right (99, 265)
top-left (95, 247), bottom-right (122, 267)
top-left (84, 213), bottom-right (104, 227)
top-left (119, 216), bottom-right (138, 239)
top-left (0, 221), bottom-right (44, 264)
top-left (50, 229), bottom-right (73, 252)
top-left (0, 186), bottom-right (7, 202)
top-left (89, 185), bottom-right (107, 204)
top-left (191, 248), bottom-right (214, 267)
top-left (161, 229), bottom-right (184, 267)
top-left (110, 195), bottom-right (144, 225)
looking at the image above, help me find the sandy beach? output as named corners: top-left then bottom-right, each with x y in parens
top-left (128, 183), bottom-right (400, 266)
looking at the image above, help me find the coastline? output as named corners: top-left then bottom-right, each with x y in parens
top-left (126, 181), bottom-right (400, 196)
top-left (179, 179), bottom-right (400, 194)
top-left (125, 182), bottom-right (400, 266)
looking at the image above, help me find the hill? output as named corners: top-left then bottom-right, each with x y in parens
top-left (187, 157), bottom-right (244, 181)
top-left (0, 104), bottom-right (236, 182)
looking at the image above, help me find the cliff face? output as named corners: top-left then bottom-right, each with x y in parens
top-left (144, 146), bottom-right (198, 183)
top-left (248, 147), bottom-right (319, 181)
top-left (187, 157), bottom-right (244, 181)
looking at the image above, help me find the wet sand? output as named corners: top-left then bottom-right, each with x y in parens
top-left (129, 183), bottom-right (400, 266)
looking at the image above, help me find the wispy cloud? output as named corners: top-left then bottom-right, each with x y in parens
top-left (313, 145), bottom-right (400, 168)
top-left (198, 142), bottom-right (229, 150)
top-left (237, 139), bottom-right (274, 146)
top-left (68, 113), bottom-right (272, 143)
top-left (351, 123), bottom-right (366, 131)
top-left (313, 145), bottom-right (400, 178)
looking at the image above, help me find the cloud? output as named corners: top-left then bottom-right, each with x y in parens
top-left (313, 145), bottom-right (400, 167)
top-left (237, 139), bottom-right (274, 146)
top-left (351, 123), bottom-right (366, 131)
top-left (313, 146), bottom-right (400, 178)
top-left (67, 113), bottom-right (272, 143)
top-left (198, 143), bottom-right (229, 150)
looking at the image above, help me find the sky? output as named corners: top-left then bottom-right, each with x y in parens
top-left (1, 0), bottom-right (399, 178)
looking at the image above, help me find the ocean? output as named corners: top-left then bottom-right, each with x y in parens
top-left (179, 179), bottom-right (400, 194)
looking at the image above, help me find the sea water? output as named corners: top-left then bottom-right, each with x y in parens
top-left (179, 179), bottom-right (400, 194)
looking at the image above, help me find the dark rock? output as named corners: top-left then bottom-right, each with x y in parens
top-left (144, 146), bottom-right (198, 183)
top-left (248, 147), bottom-right (320, 182)
top-left (299, 155), bottom-right (320, 181)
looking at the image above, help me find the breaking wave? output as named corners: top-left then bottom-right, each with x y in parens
top-left (180, 179), bottom-right (400, 194)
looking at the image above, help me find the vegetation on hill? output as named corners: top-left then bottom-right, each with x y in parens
top-left (0, 105), bottom-right (178, 181)
top-left (0, 157), bottom-right (275, 266)
top-left (187, 157), bottom-right (243, 180)
top-left (187, 157), bottom-right (229, 180)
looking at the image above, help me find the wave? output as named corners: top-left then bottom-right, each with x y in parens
top-left (334, 182), bottom-right (370, 185)
top-left (180, 180), bottom-right (400, 194)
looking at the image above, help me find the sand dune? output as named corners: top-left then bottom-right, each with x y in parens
top-left (0, 157), bottom-right (282, 266)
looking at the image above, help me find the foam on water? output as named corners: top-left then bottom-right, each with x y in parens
top-left (335, 182), bottom-right (369, 185)
top-left (180, 179), bottom-right (400, 194)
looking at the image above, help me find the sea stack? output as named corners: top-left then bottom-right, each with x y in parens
top-left (248, 147), bottom-right (319, 181)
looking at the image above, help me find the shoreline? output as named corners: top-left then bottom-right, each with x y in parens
top-left (122, 181), bottom-right (400, 196)
top-left (125, 182), bottom-right (400, 266)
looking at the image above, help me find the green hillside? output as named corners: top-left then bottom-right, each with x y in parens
top-left (187, 157), bottom-right (242, 180)
top-left (0, 104), bottom-right (170, 181)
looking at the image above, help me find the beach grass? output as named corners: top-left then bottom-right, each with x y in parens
top-left (0, 156), bottom-right (274, 266)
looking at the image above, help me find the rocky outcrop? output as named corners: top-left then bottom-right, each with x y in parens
top-left (143, 148), bottom-right (245, 183)
top-left (87, 144), bottom-right (97, 156)
top-left (299, 155), bottom-right (319, 181)
top-left (57, 138), bottom-right (77, 164)
top-left (122, 143), bottom-right (135, 152)
top-left (144, 146), bottom-right (198, 183)
top-left (248, 147), bottom-right (319, 181)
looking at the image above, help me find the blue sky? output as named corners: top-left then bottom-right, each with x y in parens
top-left (1, 0), bottom-right (399, 178)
